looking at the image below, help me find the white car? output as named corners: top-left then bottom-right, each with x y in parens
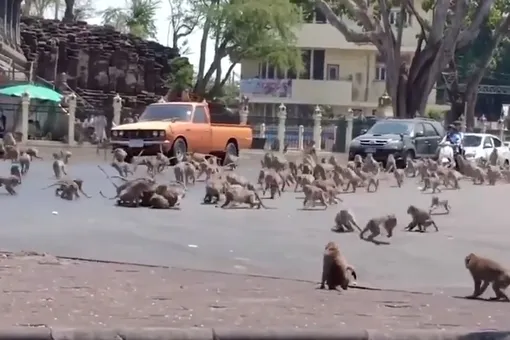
top-left (457, 133), bottom-right (510, 165)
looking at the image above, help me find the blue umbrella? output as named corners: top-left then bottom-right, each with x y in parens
top-left (0, 84), bottom-right (63, 102)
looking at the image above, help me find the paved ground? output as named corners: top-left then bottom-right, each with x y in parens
top-left (2, 252), bottom-right (510, 329)
top-left (2, 145), bottom-right (509, 296)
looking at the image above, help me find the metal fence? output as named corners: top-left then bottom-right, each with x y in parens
top-left (252, 124), bottom-right (337, 151)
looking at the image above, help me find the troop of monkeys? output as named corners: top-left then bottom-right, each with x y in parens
top-left (320, 150), bottom-right (510, 302)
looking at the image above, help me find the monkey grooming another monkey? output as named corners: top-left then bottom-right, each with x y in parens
top-left (359, 215), bottom-right (397, 245)
top-left (406, 205), bottom-right (438, 232)
top-left (320, 241), bottom-right (357, 291)
top-left (429, 196), bottom-right (450, 214)
top-left (465, 253), bottom-right (510, 301)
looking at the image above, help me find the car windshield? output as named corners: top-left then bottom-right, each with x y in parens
top-left (367, 122), bottom-right (411, 135)
top-left (139, 104), bottom-right (193, 122)
top-left (463, 135), bottom-right (482, 147)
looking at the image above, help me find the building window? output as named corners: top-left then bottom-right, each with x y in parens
top-left (389, 8), bottom-right (411, 27)
top-left (300, 49), bottom-right (311, 80)
top-left (327, 64), bottom-right (339, 80)
top-left (375, 64), bottom-right (386, 81)
top-left (267, 64), bottom-right (275, 79)
top-left (315, 8), bottom-right (326, 23)
top-left (312, 49), bottom-right (325, 80)
top-left (259, 62), bottom-right (267, 79)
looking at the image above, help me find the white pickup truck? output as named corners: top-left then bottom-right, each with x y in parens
top-left (445, 133), bottom-right (510, 165)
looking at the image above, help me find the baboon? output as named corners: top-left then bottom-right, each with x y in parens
top-left (18, 152), bottom-right (31, 175)
top-left (0, 175), bottom-right (21, 195)
top-left (429, 196), bottom-right (450, 214)
top-left (393, 169), bottom-right (405, 188)
top-left (359, 215), bottom-right (397, 245)
top-left (302, 184), bottom-right (328, 209)
top-left (320, 241), bottom-right (357, 291)
top-left (465, 253), bottom-right (510, 301)
top-left (385, 154), bottom-right (396, 172)
top-left (332, 210), bottom-right (361, 233)
top-left (406, 205), bottom-right (438, 232)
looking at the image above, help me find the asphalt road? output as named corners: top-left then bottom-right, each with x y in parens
top-left (0, 149), bottom-right (506, 295)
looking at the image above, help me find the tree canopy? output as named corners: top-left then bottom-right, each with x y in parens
top-left (315, 0), bottom-right (495, 118)
top-left (101, 0), bottom-right (160, 39)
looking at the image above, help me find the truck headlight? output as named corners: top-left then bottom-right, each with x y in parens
top-left (159, 130), bottom-right (165, 137)
top-left (152, 131), bottom-right (158, 137)
top-left (112, 131), bottom-right (118, 137)
top-left (119, 131), bottom-right (124, 136)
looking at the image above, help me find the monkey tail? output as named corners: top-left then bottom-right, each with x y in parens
top-left (98, 165), bottom-right (120, 189)
top-left (41, 182), bottom-right (63, 190)
top-left (99, 191), bottom-right (117, 200)
top-left (253, 191), bottom-right (270, 209)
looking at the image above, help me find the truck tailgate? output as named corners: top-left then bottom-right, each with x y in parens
top-left (210, 124), bottom-right (253, 151)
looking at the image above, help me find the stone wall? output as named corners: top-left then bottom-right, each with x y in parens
top-left (19, 17), bottom-right (192, 120)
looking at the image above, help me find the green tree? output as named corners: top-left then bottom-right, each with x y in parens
top-left (192, 0), bottom-right (304, 98)
top-left (101, 0), bottom-right (160, 39)
top-left (316, 0), bottom-right (494, 118)
top-left (448, 0), bottom-right (510, 129)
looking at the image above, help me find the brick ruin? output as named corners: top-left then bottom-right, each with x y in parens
top-left (19, 17), bottom-right (192, 121)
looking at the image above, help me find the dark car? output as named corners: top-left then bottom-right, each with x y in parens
top-left (348, 118), bottom-right (446, 166)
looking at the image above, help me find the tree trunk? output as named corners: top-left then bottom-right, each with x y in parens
top-left (63, 0), bottom-right (74, 21)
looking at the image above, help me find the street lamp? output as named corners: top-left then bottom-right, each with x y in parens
top-left (378, 91), bottom-right (391, 108)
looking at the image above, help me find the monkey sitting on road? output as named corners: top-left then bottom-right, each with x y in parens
top-left (359, 215), bottom-right (397, 245)
top-left (406, 205), bottom-right (438, 232)
top-left (429, 196), bottom-right (451, 214)
top-left (465, 253), bottom-right (510, 301)
top-left (332, 210), bottom-right (361, 233)
top-left (320, 241), bottom-right (357, 291)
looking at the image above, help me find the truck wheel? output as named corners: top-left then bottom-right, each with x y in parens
top-left (225, 141), bottom-right (238, 157)
top-left (171, 138), bottom-right (187, 163)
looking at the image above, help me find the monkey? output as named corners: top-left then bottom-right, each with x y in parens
top-left (3, 132), bottom-right (16, 146)
top-left (113, 148), bottom-right (128, 163)
top-left (134, 158), bottom-right (156, 177)
top-left (471, 167), bottom-right (486, 185)
top-left (465, 253), bottom-right (510, 301)
top-left (353, 154), bottom-right (363, 168)
top-left (385, 154), bottom-right (397, 173)
top-left (10, 164), bottom-right (21, 180)
top-left (24, 147), bottom-right (43, 160)
top-left (60, 150), bottom-right (72, 164)
top-left (320, 241), bottom-right (357, 291)
top-left (359, 215), bottom-right (397, 245)
top-left (489, 148), bottom-right (499, 166)
top-left (294, 173), bottom-right (315, 192)
top-left (429, 196), bottom-right (451, 214)
top-left (44, 179), bottom-right (91, 198)
top-left (18, 152), bottom-right (31, 175)
top-left (203, 178), bottom-right (225, 204)
top-left (302, 184), bottom-right (328, 209)
top-left (263, 170), bottom-right (283, 199)
top-left (405, 205), bottom-right (438, 232)
top-left (445, 169), bottom-right (462, 189)
top-left (486, 166), bottom-right (501, 186)
top-left (361, 153), bottom-right (379, 174)
top-left (332, 210), bottom-right (361, 233)
top-left (365, 168), bottom-right (380, 193)
top-left (4, 145), bottom-right (19, 161)
top-left (149, 193), bottom-right (171, 209)
top-left (405, 158), bottom-right (418, 177)
top-left (421, 175), bottom-right (442, 193)
top-left (225, 173), bottom-right (256, 190)
top-left (342, 168), bottom-right (362, 193)
top-left (111, 161), bottom-right (132, 178)
top-left (220, 187), bottom-right (267, 209)
top-left (58, 182), bottom-right (81, 200)
top-left (223, 153), bottom-right (239, 169)
top-left (183, 162), bottom-right (197, 185)
top-left (52, 157), bottom-right (67, 179)
top-left (0, 175), bottom-right (21, 195)
top-left (393, 169), bottom-right (405, 188)
top-left (98, 166), bottom-right (155, 200)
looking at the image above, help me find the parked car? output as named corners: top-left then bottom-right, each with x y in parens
top-left (111, 100), bottom-right (253, 163)
top-left (455, 133), bottom-right (510, 165)
top-left (348, 118), bottom-right (446, 166)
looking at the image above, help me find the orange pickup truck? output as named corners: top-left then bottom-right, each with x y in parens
top-left (110, 101), bottom-right (253, 163)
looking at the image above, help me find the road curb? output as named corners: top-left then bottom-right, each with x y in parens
top-left (0, 327), bottom-right (507, 340)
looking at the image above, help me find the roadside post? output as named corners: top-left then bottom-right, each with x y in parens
top-left (112, 94), bottom-right (122, 127)
top-left (20, 91), bottom-right (29, 143)
top-left (313, 105), bottom-right (322, 151)
top-left (67, 92), bottom-right (76, 145)
top-left (298, 125), bottom-right (304, 150)
top-left (278, 103), bottom-right (287, 153)
top-left (344, 108), bottom-right (354, 153)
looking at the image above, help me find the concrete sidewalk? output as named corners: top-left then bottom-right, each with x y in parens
top-left (1, 252), bottom-right (508, 329)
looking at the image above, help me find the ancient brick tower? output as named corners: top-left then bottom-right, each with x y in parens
top-left (0, 0), bottom-right (28, 81)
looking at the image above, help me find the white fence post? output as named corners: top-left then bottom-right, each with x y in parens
top-left (278, 103), bottom-right (287, 153)
top-left (67, 93), bottom-right (76, 145)
top-left (298, 125), bottom-right (304, 150)
top-left (313, 105), bottom-right (322, 151)
top-left (112, 94), bottom-right (122, 127)
top-left (344, 109), bottom-right (354, 153)
top-left (20, 91), bottom-right (29, 143)
top-left (259, 123), bottom-right (266, 138)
